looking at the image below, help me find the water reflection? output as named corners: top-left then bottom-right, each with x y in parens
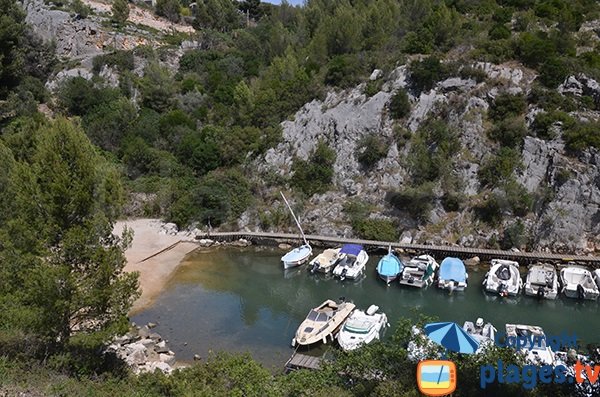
top-left (132, 246), bottom-right (600, 368)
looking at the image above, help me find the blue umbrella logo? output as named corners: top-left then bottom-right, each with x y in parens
top-left (424, 322), bottom-right (479, 354)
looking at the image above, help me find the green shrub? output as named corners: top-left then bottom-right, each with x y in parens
top-left (324, 54), bottom-right (361, 88)
top-left (389, 89), bottom-right (411, 119)
top-left (488, 116), bottom-right (528, 148)
top-left (563, 121), bottom-right (600, 152)
top-left (408, 56), bottom-right (448, 93)
top-left (388, 183), bottom-right (435, 221)
top-left (364, 79), bottom-right (383, 97)
top-left (291, 141), bottom-right (336, 196)
top-left (532, 110), bottom-right (574, 139)
top-left (403, 30), bottom-right (434, 54)
top-left (155, 0), bottom-right (181, 22)
top-left (514, 31), bottom-right (556, 68)
top-left (355, 133), bottom-right (388, 168)
top-left (92, 51), bottom-right (134, 73)
top-left (57, 77), bottom-right (120, 116)
top-left (111, 0), bottom-right (129, 25)
top-left (504, 180), bottom-right (533, 216)
top-left (71, 0), bottom-right (90, 18)
top-left (489, 24), bottom-right (511, 40)
top-left (501, 220), bottom-right (526, 250)
top-left (458, 66), bottom-right (487, 83)
top-left (352, 218), bottom-right (399, 241)
top-left (539, 57), bottom-right (568, 88)
top-left (528, 85), bottom-right (576, 112)
top-left (478, 147), bottom-right (522, 188)
top-left (474, 194), bottom-right (503, 225)
top-left (489, 93), bottom-right (526, 121)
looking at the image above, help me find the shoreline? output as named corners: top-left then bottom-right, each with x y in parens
top-left (114, 219), bottom-right (200, 315)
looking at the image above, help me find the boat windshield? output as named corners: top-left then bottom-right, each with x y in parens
top-left (343, 319), bottom-right (372, 334)
top-left (307, 310), bottom-right (329, 322)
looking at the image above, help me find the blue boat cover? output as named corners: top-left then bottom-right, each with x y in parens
top-left (439, 257), bottom-right (466, 282)
top-left (340, 244), bottom-right (363, 256)
top-left (377, 253), bottom-right (403, 277)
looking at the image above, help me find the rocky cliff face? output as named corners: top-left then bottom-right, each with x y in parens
top-left (250, 64), bottom-right (600, 254)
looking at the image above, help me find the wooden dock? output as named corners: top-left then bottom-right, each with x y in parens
top-left (198, 231), bottom-right (600, 266)
top-left (284, 352), bottom-right (322, 373)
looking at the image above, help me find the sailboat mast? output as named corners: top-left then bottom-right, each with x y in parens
top-left (280, 192), bottom-right (309, 247)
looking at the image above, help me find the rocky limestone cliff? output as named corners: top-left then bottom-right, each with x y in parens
top-left (249, 64), bottom-right (600, 255)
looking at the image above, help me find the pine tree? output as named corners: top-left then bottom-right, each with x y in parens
top-left (111, 0), bottom-right (129, 26)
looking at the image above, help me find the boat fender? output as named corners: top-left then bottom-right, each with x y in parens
top-left (366, 305), bottom-right (379, 316)
top-left (322, 336), bottom-right (327, 344)
top-left (291, 338), bottom-right (296, 347)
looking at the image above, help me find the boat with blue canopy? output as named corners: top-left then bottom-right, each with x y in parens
top-left (437, 257), bottom-right (468, 292)
top-left (376, 246), bottom-right (403, 285)
top-left (333, 244), bottom-right (369, 280)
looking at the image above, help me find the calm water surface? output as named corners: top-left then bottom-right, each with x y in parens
top-left (132, 247), bottom-right (600, 369)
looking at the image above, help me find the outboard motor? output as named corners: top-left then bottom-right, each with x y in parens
top-left (498, 283), bottom-right (508, 297)
top-left (577, 284), bottom-right (585, 300)
top-left (537, 286), bottom-right (546, 299)
top-left (310, 262), bottom-right (318, 274)
top-left (340, 267), bottom-right (348, 281)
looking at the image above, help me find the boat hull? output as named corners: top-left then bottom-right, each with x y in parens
top-left (438, 280), bottom-right (467, 292)
top-left (281, 245), bottom-right (312, 269)
top-left (292, 300), bottom-right (356, 346)
top-left (378, 274), bottom-right (398, 284)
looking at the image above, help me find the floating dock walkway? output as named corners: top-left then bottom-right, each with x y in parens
top-left (198, 231), bottom-right (600, 267)
top-left (284, 351), bottom-right (322, 373)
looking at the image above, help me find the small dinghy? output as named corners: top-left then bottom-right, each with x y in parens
top-left (560, 266), bottom-right (599, 300)
top-left (292, 299), bottom-right (355, 347)
top-left (399, 254), bottom-right (438, 288)
top-left (524, 263), bottom-right (558, 300)
top-left (337, 305), bottom-right (388, 351)
top-left (506, 324), bottom-right (555, 366)
top-left (280, 192), bottom-right (312, 269)
top-left (483, 259), bottom-right (522, 297)
top-left (309, 248), bottom-right (341, 273)
top-left (376, 247), bottom-right (403, 285)
top-left (437, 257), bottom-right (468, 292)
top-left (463, 318), bottom-right (496, 353)
top-left (333, 244), bottom-right (369, 281)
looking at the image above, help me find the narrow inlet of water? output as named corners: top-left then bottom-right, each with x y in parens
top-left (132, 247), bottom-right (600, 369)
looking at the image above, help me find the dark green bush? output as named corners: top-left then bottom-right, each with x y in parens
top-left (291, 141), bottom-right (336, 196)
top-left (514, 31), bottom-right (556, 68)
top-left (488, 116), bottom-right (528, 148)
top-left (563, 121), bottom-right (600, 152)
top-left (408, 56), bottom-right (448, 93)
top-left (532, 110), bottom-right (574, 139)
top-left (352, 218), bottom-right (399, 241)
top-left (389, 89), bottom-right (411, 119)
top-left (92, 51), bottom-right (134, 74)
top-left (489, 93), bottom-right (526, 121)
top-left (474, 194), bottom-right (503, 225)
top-left (388, 183), bottom-right (435, 221)
top-left (489, 24), bottom-right (511, 40)
top-left (458, 66), bottom-right (487, 83)
top-left (324, 54), bottom-right (361, 88)
top-left (539, 57), bottom-right (568, 88)
top-left (355, 133), bottom-right (388, 169)
top-left (478, 147), bottom-right (522, 188)
top-left (504, 179), bottom-right (533, 216)
top-left (501, 220), bottom-right (526, 249)
top-left (58, 77), bottom-right (120, 116)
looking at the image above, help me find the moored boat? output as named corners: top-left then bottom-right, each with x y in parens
top-left (483, 259), bottom-right (522, 297)
top-left (398, 254), bottom-right (438, 288)
top-left (333, 244), bottom-right (369, 281)
top-left (280, 192), bottom-right (312, 269)
top-left (309, 248), bottom-right (341, 273)
top-left (594, 269), bottom-right (600, 291)
top-left (376, 247), bottom-right (403, 285)
top-left (463, 318), bottom-right (496, 353)
top-left (560, 266), bottom-right (599, 300)
top-left (292, 299), bottom-right (356, 347)
top-left (337, 305), bottom-right (388, 351)
top-left (524, 263), bottom-right (558, 300)
top-left (437, 257), bottom-right (468, 292)
top-left (505, 324), bottom-right (555, 366)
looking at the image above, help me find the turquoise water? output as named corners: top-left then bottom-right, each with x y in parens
top-left (132, 247), bottom-right (600, 369)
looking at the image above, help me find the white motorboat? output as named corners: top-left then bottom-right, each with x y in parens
top-left (332, 244), bottom-right (369, 280)
top-left (309, 248), bottom-right (341, 273)
top-left (524, 263), bottom-right (558, 300)
top-left (292, 299), bottom-right (356, 347)
top-left (337, 305), bottom-right (388, 351)
top-left (505, 324), bottom-right (555, 366)
top-left (463, 318), bottom-right (496, 353)
top-left (594, 269), bottom-right (600, 291)
top-left (437, 257), bottom-right (468, 292)
top-left (398, 254), bottom-right (438, 288)
top-left (560, 266), bottom-right (599, 300)
top-left (483, 259), bottom-right (522, 297)
top-left (280, 192), bottom-right (312, 269)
